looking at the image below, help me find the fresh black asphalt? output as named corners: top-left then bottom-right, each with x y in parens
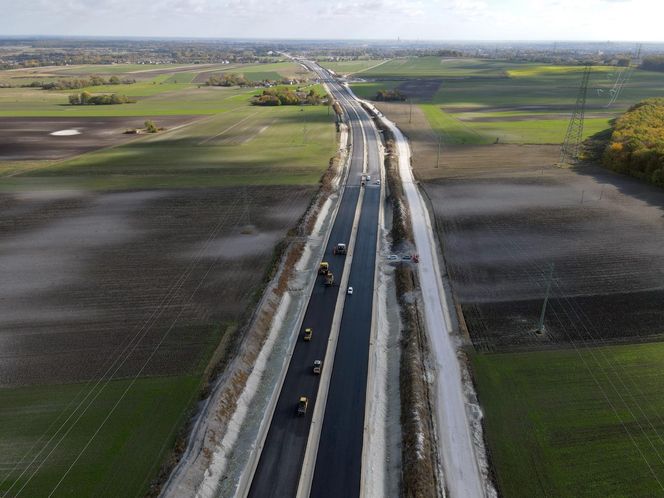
top-left (247, 70), bottom-right (379, 498)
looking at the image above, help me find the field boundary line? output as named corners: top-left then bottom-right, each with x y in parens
top-left (348, 58), bottom-right (393, 76)
top-left (197, 111), bottom-right (260, 145)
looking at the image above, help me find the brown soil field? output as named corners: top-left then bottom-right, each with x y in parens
top-left (376, 101), bottom-right (664, 352)
top-left (374, 101), bottom-right (561, 180)
top-left (0, 186), bottom-right (313, 386)
top-left (0, 116), bottom-right (198, 161)
top-left (397, 79), bottom-right (443, 101)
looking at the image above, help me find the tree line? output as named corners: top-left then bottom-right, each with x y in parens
top-left (204, 73), bottom-right (308, 88)
top-left (603, 98), bottom-right (664, 187)
top-left (27, 75), bottom-right (135, 90)
top-left (641, 56), bottom-right (664, 72)
top-left (251, 88), bottom-right (324, 106)
top-left (68, 92), bottom-right (135, 105)
top-left (204, 74), bottom-right (251, 87)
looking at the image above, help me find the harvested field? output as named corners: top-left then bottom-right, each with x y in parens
top-left (0, 116), bottom-right (197, 161)
top-left (397, 79), bottom-right (442, 101)
top-left (425, 165), bottom-right (664, 351)
top-left (0, 186), bottom-right (314, 386)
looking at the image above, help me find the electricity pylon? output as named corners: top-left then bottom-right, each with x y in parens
top-left (560, 66), bottom-right (591, 165)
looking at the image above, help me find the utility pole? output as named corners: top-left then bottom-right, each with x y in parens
top-left (409, 98), bottom-right (413, 124)
top-left (560, 66), bottom-right (591, 165)
top-left (242, 186), bottom-right (251, 227)
top-left (536, 263), bottom-right (555, 333)
top-left (435, 135), bottom-right (441, 168)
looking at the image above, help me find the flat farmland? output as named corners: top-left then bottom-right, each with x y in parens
top-left (426, 165), bottom-right (664, 351)
top-left (0, 61), bottom-right (311, 118)
top-left (0, 60), bottom-right (337, 495)
top-left (353, 59), bottom-right (664, 145)
top-left (319, 59), bottom-right (390, 76)
top-left (0, 376), bottom-right (200, 497)
top-left (364, 59), bottom-right (664, 350)
top-left (0, 116), bottom-right (196, 161)
top-left (352, 56), bottom-right (529, 78)
top-left (472, 343), bottom-right (664, 497)
top-left (2, 99), bottom-right (336, 189)
top-left (0, 186), bottom-right (314, 385)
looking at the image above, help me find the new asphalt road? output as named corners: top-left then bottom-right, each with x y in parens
top-left (247, 63), bottom-right (382, 498)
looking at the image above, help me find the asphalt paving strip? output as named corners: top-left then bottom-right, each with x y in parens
top-left (246, 71), bottom-right (371, 498)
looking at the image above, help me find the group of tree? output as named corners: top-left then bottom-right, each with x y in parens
top-left (251, 88), bottom-right (324, 106)
top-left (204, 73), bottom-right (251, 87)
top-left (68, 92), bottom-right (135, 105)
top-left (602, 98), bottom-right (664, 187)
top-left (640, 56), bottom-right (664, 72)
top-left (28, 75), bottom-right (135, 90)
top-left (374, 89), bottom-right (407, 102)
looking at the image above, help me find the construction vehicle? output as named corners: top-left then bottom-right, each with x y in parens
top-left (303, 328), bottom-right (313, 341)
top-left (333, 243), bottom-right (347, 255)
top-left (324, 271), bottom-right (334, 287)
top-left (313, 360), bottom-right (322, 374)
top-left (297, 396), bottom-right (309, 416)
top-left (319, 262), bottom-right (329, 274)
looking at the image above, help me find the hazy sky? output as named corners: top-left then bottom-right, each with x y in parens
top-left (0, 0), bottom-right (662, 41)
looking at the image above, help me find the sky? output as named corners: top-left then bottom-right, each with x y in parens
top-left (0, 0), bottom-right (662, 41)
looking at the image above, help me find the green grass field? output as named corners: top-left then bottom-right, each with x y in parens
top-left (319, 59), bottom-right (390, 75)
top-left (0, 62), bottom-right (315, 118)
top-left (5, 90), bottom-right (336, 189)
top-left (0, 375), bottom-right (200, 497)
top-left (0, 320), bottom-right (226, 498)
top-left (354, 56), bottom-right (531, 78)
top-left (473, 343), bottom-right (664, 497)
top-left (351, 59), bottom-right (664, 144)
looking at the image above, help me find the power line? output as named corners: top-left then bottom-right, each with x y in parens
top-left (560, 66), bottom-right (591, 165)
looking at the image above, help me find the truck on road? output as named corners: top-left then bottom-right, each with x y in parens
top-left (324, 271), bottom-right (334, 287)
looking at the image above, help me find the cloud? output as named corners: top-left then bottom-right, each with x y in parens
top-left (317, 0), bottom-right (426, 19)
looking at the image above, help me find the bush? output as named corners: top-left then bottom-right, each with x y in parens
top-left (144, 120), bottom-right (158, 133)
top-left (375, 89), bottom-right (406, 102)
